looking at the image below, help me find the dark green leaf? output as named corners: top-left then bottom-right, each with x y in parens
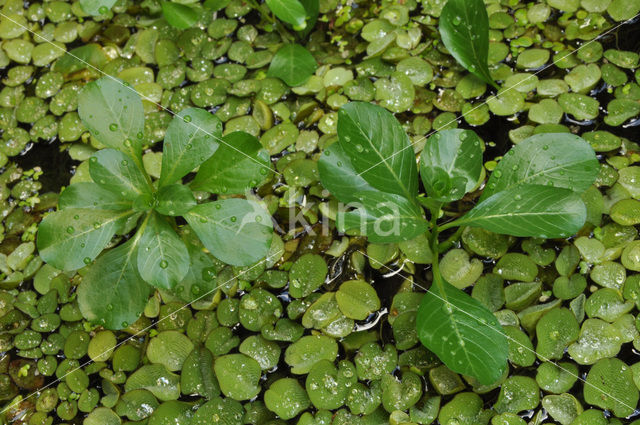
top-left (417, 279), bottom-right (508, 385)
top-left (317, 141), bottom-right (377, 204)
top-left (454, 185), bottom-right (587, 238)
top-left (439, 0), bottom-right (497, 88)
top-left (78, 77), bottom-right (145, 155)
top-left (53, 44), bottom-right (109, 75)
top-left (336, 102), bottom-right (418, 199)
top-left (339, 191), bottom-right (428, 243)
top-left (203, 0), bottom-right (231, 11)
top-left (481, 133), bottom-right (599, 201)
top-left (77, 238), bottom-right (152, 330)
top-left (419, 129), bottom-right (483, 202)
top-left (59, 182), bottom-right (132, 211)
top-left (420, 167), bottom-right (467, 202)
top-left (137, 213), bottom-right (189, 290)
top-left (267, 44), bottom-right (317, 87)
top-left (299, 0), bottom-right (319, 37)
top-left (161, 1), bottom-right (198, 29)
top-left (37, 208), bottom-right (131, 271)
top-left (265, 0), bottom-right (307, 30)
top-left (156, 184), bottom-right (197, 216)
top-left (191, 131), bottom-right (272, 195)
top-left (79, 0), bottom-right (116, 15)
top-left (89, 150), bottom-right (151, 198)
top-left (175, 234), bottom-right (225, 303)
top-left (159, 107), bottom-right (222, 187)
top-left (185, 199), bottom-right (273, 266)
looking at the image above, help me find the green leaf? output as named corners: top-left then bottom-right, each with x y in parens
top-left (454, 185), bottom-right (587, 238)
top-left (155, 184), bottom-right (197, 216)
top-left (339, 191), bottom-right (429, 243)
top-left (37, 208), bottom-right (131, 271)
top-left (420, 167), bottom-right (468, 202)
top-left (79, 0), bottom-right (116, 15)
top-left (137, 213), bottom-right (189, 290)
top-left (175, 236), bottom-right (224, 303)
top-left (481, 133), bottom-right (599, 201)
top-left (299, 0), bottom-right (319, 37)
top-left (267, 44), bottom-right (317, 87)
top-left (336, 102), bottom-right (418, 199)
top-left (89, 150), bottom-right (151, 198)
top-left (59, 182), bottom-right (132, 211)
top-left (161, 1), bottom-right (198, 29)
top-left (317, 142), bottom-right (377, 204)
top-left (78, 77), bottom-right (145, 155)
top-left (417, 279), bottom-right (508, 385)
top-left (159, 107), bottom-right (222, 187)
top-left (191, 131), bottom-right (272, 195)
top-left (419, 129), bottom-right (483, 202)
top-left (77, 238), bottom-right (152, 330)
top-left (185, 199), bottom-right (273, 266)
top-left (53, 44), bottom-right (109, 75)
top-left (439, 0), bottom-right (497, 88)
top-left (265, 0), bottom-right (308, 30)
top-left (203, 0), bottom-right (231, 11)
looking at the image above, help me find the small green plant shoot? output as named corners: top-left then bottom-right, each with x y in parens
top-left (36, 77), bottom-right (274, 330)
top-left (318, 101), bottom-right (600, 384)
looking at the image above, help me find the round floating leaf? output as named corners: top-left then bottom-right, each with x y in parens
top-left (147, 401), bottom-right (193, 425)
top-left (289, 253), bottom-right (328, 298)
top-left (84, 407), bottom-right (121, 425)
top-left (79, 0), bottom-right (116, 15)
top-left (214, 354), bottom-right (261, 400)
top-left (264, 378), bottom-right (310, 420)
top-left (336, 280), bottom-right (381, 320)
top-left (267, 44), bottom-right (317, 87)
top-left (125, 365), bottom-right (181, 401)
top-left (285, 335), bottom-right (338, 374)
top-left (583, 358), bottom-right (638, 417)
top-left (191, 398), bottom-right (244, 425)
top-left (146, 331), bottom-right (194, 372)
top-left (180, 346), bottom-right (220, 399)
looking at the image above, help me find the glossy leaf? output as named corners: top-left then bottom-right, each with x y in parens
top-left (265, 0), bottom-right (307, 30)
top-left (161, 1), bottom-right (198, 29)
top-left (455, 184), bottom-right (587, 238)
top-left (339, 191), bottom-right (429, 243)
top-left (336, 102), bottom-right (418, 199)
top-left (37, 208), bottom-right (131, 271)
top-left (89, 150), bottom-right (151, 198)
top-left (317, 142), bottom-right (376, 204)
top-left (137, 213), bottom-right (189, 290)
top-left (79, 0), bottom-right (116, 15)
top-left (155, 184), bottom-right (197, 216)
top-left (267, 44), bottom-right (317, 87)
top-left (59, 182), bottom-right (132, 211)
top-left (175, 235), bottom-right (224, 303)
top-left (53, 44), bottom-right (109, 75)
top-left (185, 199), bottom-right (273, 266)
top-left (439, 0), bottom-right (497, 88)
top-left (417, 279), bottom-right (508, 385)
top-left (191, 131), bottom-right (272, 195)
top-left (481, 133), bottom-right (599, 201)
top-left (420, 129), bottom-right (483, 202)
top-left (159, 107), bottom-right (221, 187)
top-left (78, 77), bottom-right (145, 155)
top-left (77, 238), bottom-right (152, 330)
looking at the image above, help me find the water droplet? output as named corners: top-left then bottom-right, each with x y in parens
top-left (199, 217), bottom-right (208, 223)
top-left (191, 286), bottom-right (201, 295)
top-left (98, 5), bottom-right (108, 14)
top-left (355, 144), bottom-right (364, 152)
top-left (90, 157), bottom-right (97, 163)
top-left (83, 257), bottom-right (91, 265)
top-left (137, 132), bottom-right (144, 139)
top-left (514, 194), bottom-right (522, 200)
top-left (124, 139), bottom-right (132, 148)
top-left (494, 170), bottom-right (502, 178)
top-left (106, 304), bottom-right (113, 311)
top-left (183, 115), bottom-right (192, 123)
top-left (93, 222), bottom-right (101, 229)
top-left (121, 160), bottom-right (128, 166)
top-left (73, 214), bottom-right (79, 220)
top-left (109, 123), bottom-right (118, 131)
top-left (542, 145), bottom-right (549, 150)
top-left (260, 168), bottom-right (268, 175)
top-left (255, 215), bottom-right (263, 222)
top-left (230, 216), bottom-right (237, 222)
top-left (215, 204), bottom-right (222, 210)
top-left (121, 321), bottom-right (128, 328)
top-left (336, 161), bottom-right (343, 167)
top-left (160, 260), bottom-right (169, 269)
top-left (66, 226), bottom-right (74, 234)
top-left (452, 15), bottom-right (462, 25)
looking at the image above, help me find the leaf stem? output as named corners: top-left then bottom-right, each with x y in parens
top-left (428, 206), bottom-right (445, 293)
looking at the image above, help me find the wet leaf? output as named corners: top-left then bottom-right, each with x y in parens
top-left (439, 0), bottom-right (497, 87)
top-left (161, 1), bottom-right (198, 29)
top-left (265, 0), bottom-right (307, 30)
top-left (267, 44), bottom-right (317, 87)
top-left (89, 149), bottom-right (151, 198)
top-left (79, 0), bottom-right (116, 15)
top-left (58, 182), bottom-right (132, 211)
top-left (416, 279), bottom-right (508, 385)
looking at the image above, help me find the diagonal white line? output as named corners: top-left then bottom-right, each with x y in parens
top-left (0, 250), bottom-right (281, 415)
top-left (351, 13), bottom-right (640, 182)
top-left (359, 250), bottom-right (639, 414)
top-left (0, 11), bottom-right (279, 177)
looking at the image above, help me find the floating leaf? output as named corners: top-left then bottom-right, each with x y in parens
top-left (161, 1), bottom-right (199, 29)
top-left (265, 0), bottom-right (308, 30)
top-left (53, 44), bottom-right (109, 74)
top-left (267, 44), bottom-right (317, 87)
top-left (79, 0), bottom-right (116, 15)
